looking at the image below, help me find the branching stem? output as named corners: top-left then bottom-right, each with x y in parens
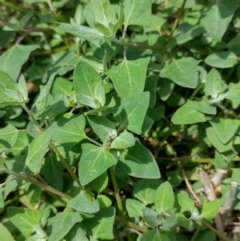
top-left (110, 167), bottom-right (132, 241)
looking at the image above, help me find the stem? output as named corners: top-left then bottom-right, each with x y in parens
top-left (190, 224), bottom-right (201, 241)
top-left (115, 216), bottom-right (148, 233)
top-left (22, 104), bottom-right (81, 187)
top-left (1, 168), bottom-right (72, 200)
top-left (49, 141), bottom-right (81, 187)
top-left (168, 0), bottom-right (188, 41)
top-left (201, 219), bottom-right (231, 241)
top-left (0, 0), bottom-right (29, 13)
top-left (110, 167), bottom-right (132, 241)
top-left (111, 38), bottom-right (164, 51)
top-left (22, 104), bottom-right (43, 132)
top-left (85, 136), bottom-right (102, 147)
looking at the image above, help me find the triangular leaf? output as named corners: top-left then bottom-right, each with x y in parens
top-left (226, 82), bottom-right (240, 109)
top-left (87, 115), bottom-right (115, 143)
top-left (79, 143), bottom-right (117, 186)
top-left (73, 61), bottom-right (103, 108)
top-left (177, 191), bottom-right (195, 212)
top-left (160, 57), bottom-right (199, 88)
top-left (201, 200), bottom-right (222, 221)
top-left (8, 207), bottom-right (43, 238)
top-left (26, 129), bottom-right (52, 174)
top-left (204, 51), bottom-right (238, 68)
top-left (210, 117), bottom-right (240, 144)
top-left (0, 44), bottom-right (38, 81)
top-left (47, 212), bottom-right (81, 241)
top-left (172, 101), bottom-right (206, 124)
top-left (116, 139), bottom-right (160, 179)
top-left (201, 1), bottom-right (240, 41)
top-left (115, 92), bottom-right (150, 134)
top-left (123, 0), bottom-right (151, 27)
top-left (107, 58), bottom-right (150, 100)
top-left (67, 190), bottom-right (99, 214)
top-left (154, 181), bottom-right (175, 213)
top-left (83, 207), bottom-right (115, 240)
top-left (206, 127), bottom-right (232, 153)
top-left (50, 114), bottom-right (86, 149)
top-left (0, 124), bottom-right (18, 149)
top-left (56, 23), bottom-right (104, 47)
top-left (110, 130), bottom-right (135, 149)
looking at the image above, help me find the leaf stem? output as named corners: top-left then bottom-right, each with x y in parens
top-left (0, 0), bottom-right (29, 13)
top-left (168, 0), bottom-right (188, 41)
top-left (49, 141), bottom-right (82, 187)
top-left (22, 104), bottom-right (81, 187)
top-left (110, 167), bottom-right (132, 241)
top-left (111, 37), bottom-right (164, 51)
top-left (201, 219), bottom-right (231, 241)
top-left (115, 216), bottom-right (148, 233)
top-left (85, 136), bottom-right (102, 147)
top-left (1, 168), bottom-right (72, 200)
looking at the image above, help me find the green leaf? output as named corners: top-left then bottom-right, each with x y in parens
top-left (160, 57), bottom-right (199, 88)
top-left (91, 171), bottom-right (109, 194)
top-left (73, 61), bottom-right (103, 108)
top-left (206, 127), bottom-right (232, 153)
top-left (138, 229), bottom-right (171, 241)
top-left (18, 74), bottom-right (28, 103)
top-left (161, 215), bottom-right (178, 231)
top-left (145, 75), bottom-right (158, 108)
top-left (90, 0), bottom-right (117, 35)
top-left (204, 51), bottom-right (238, 68)
top-left (189, 98), bottom-right (217, 115)
top-left (8, 207), bottom-right (43, 238)
top-left (154, 181), bottom-right (175, 213)
top-left (64, 225), bottom-right (88, 241)
top-left (116, 139), bottom-right (160, 179)
top-left (123, 0), bottom-right (151, 27)
top-left (48, 212), bottom-right (81, 241)
top-left (227, 33), bottom-right (240, 55)
top-left (87, 115), bottom-right (115, 144)
top-left (226, 82), bottom-right (240, 109)
top-left (50, 115), bottom-right (86, 149)
top-left (133, 179), bottom-right (161, 205)
top-left (110, 130), bottom-right (135, 149)
top-left (142, 207), bottom-right (160, 227)
top-left (158, 78), bottom-right (174, 101)
top-left (201, 200), bottom-right (222, 221)
top-left (0, 223), bottom-right (15, 241)
top-left (0, 70), bottom-right (26, 107)
top-left (97, 195), bottom-right (112, 208)
top-left (169, 23), bottom-right (204, 48)
top-left (201, 1), bottom-right (240, 41)
top-left (171, 101), bottom-right (206, 125)
top-left (177, 191), bottom-right (195, 212)
top-left (126, 199), bottom-right (145, 217)
top-left (83, 207), bottom-right (115, 240)
top-left (0, 44), bottom-right (38, 81)
top-left (204, 68), bottom-right (227, 99)
top-left (0, 124), bottom-right (18, 149)
top-left (79, 143), bottom-right (117, 186)
top-left (26, 129), bottom-right (52, 174)
top-left (67, 190), bottom-right (99, 213)
top-left (115, 92), bottom-right (150, 134)
top-left (41, 154), bottom-right (63, 191)
top-left (0, 189), bottom-right (4, 208)
top-left (210, 117), bottom-right (240, 144)
top-left (107, 58), bottom-right (150, 100)
top-left (52, 77), bottom-right (73, 96)
top-left (56, 23), bottom-right (104, 47)
top-left (33, 73), bottom-right (56, 112)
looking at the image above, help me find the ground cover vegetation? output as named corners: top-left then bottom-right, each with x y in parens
top-left (0, 0), bottom-right (240, 240)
